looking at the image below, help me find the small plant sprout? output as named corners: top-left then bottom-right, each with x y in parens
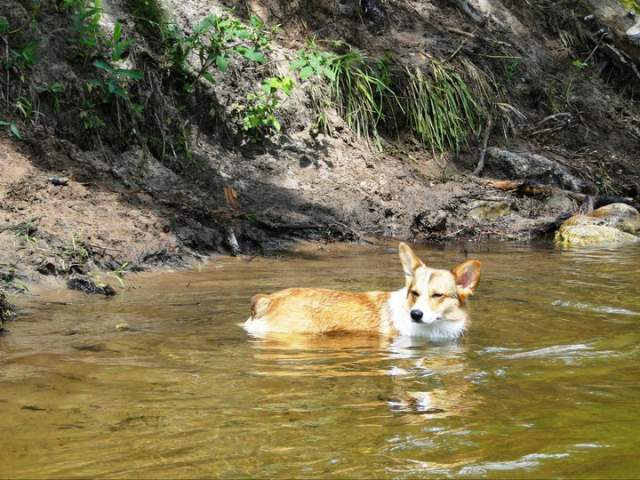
top-left (572, 59), bottom-right (588, 70)
top-left (108, 262), bottom-right (130, 288)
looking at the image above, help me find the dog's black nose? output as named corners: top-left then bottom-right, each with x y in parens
top-left (410, 309), bottom-right (423, 322)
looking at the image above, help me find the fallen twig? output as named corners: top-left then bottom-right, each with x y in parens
top-left (473, 117), bottom-right (493, 176)
top-left (445, 26), bottom-right (513, 47)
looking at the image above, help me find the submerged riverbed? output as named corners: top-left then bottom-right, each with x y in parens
top-left (1, 242), bottom-right (639, 478)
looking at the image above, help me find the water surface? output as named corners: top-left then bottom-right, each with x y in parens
top-left (1, 242), bottom-right (639, 478)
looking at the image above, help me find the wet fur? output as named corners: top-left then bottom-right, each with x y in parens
top-left (244, 243), bottom-right (481, 339)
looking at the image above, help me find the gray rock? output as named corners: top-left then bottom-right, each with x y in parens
top-left (67, 275), bottom-right (116, 296)
top-left (485, 148), bottom-right (589, 192)
top-left (626, 20), bottom-right (640, 47)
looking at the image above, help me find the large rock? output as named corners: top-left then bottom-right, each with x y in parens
top-left (555, 203), bottom-right (640, 246)
top-left (484, 148), bottom-right (589, 192)
top-left (588, 202), bottom-right (640, 233)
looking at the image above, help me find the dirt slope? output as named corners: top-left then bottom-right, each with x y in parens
top-left (0, 0), bottom-right (639, 296)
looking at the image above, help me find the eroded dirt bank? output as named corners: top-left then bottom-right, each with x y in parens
top-left (1, 0), bottom-right (639, 304)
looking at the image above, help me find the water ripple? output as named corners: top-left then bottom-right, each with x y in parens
top-left (552, 300), bottom-right (640, 316)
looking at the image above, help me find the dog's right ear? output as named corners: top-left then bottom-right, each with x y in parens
top-left (398, 242), bottom-right (423, 279)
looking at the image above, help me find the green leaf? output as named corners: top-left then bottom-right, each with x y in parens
top-left (290, 58), bottom-right (306, 71)
top-left (85, 79), bottom-right (102, 92)
top-left (113, 21), bottom-right (122, 43)
top-left (0, 16), bottom-right (9, 34)
top-left (249, 15), bottom-right (264, 30)
top-left (272, 118), bottom-right (281, 132)
top-left (115, 68), bottom-right (143, 80)
top-left (203, 72), bottom-right (215, 83)
top-left (299, 66), bottom-right (314, 80)
top-left (238, 47), bottom-right (266, 63)
top-left (215, 54), bottom-right (229, 71)
top-left (193, 15), bottom-right (215, 34)
top-left (93, 59), bottom-right (113, 73)
top-left (9, 123), bottom-right (21, 139)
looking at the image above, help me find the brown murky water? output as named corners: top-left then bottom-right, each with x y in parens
top-left (1, 242), bottom-right (639, 478)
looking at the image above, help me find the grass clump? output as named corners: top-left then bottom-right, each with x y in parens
top-left (292, 43), bottom-right (493, 152)
top-left (292, 45), bottom-right (400, 147)
top-left (404, 63), bottom-right (483, 153)
top-left (329, 51), bottom-right (399, 147)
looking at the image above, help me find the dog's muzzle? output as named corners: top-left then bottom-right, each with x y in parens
top-left (410, 309), bottom-right (424, 322)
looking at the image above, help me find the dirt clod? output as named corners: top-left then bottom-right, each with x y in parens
top-left (67, 275), bottom-right (117, 297)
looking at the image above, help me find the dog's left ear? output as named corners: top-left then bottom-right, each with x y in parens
top-left (452, 260), bottom-right (481, 301)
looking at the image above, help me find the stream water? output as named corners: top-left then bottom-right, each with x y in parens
top-left (1, 242), bottom-right (639, 478)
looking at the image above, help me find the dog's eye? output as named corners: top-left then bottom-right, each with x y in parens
top-left (410, 290), bottom-right (420, 297)
top-left (431, 292), bottom-right (444, 298)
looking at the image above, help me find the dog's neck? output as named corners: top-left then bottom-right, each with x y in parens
top-left (384, 288), bottom-right (466, 339)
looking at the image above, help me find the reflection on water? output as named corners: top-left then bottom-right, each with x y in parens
top-left (1, 242), bottom-right (640, 478)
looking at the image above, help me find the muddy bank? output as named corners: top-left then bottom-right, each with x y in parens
top-left (0, 0), bottom-right (639, 298)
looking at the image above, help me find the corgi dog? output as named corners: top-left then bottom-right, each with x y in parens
top-left (243, 243), bottom-right (481, 339)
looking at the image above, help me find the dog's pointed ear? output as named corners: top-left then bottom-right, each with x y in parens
top-left (398, 242), bottom-right (423, 279)
top-left (452, 260), bottom-right (481, 301)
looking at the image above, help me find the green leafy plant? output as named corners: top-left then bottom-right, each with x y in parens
top-left (242, 76), bottom-right (294, 134)
top-left (291, 44), bottom-right (338, 135)
top-left (0, 16), bottom-right (39, 74)
top-left (79, 104), bottom-right (106, 130)
top-left (291, 46), bottom-right (337, 81)
top-left (502, 58), bottom-right (522, 84)
top-left (65, 0), bottom-right (104, 61)
top-left (4, 40), bottom-right (39, 73)
top-left (109, 21), bottom-right (131, 61)
top-left (39, 82), bottom-right (66, 112)
top-left (91, 59), bottom-right (143, 100)
top-left (167, 13), bottom-right (270, 89)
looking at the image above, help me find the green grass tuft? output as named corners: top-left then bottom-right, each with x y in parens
top-left (404, 62), bottom-right (483, 153)
top-left (329, 50), bottom-right (400, 147)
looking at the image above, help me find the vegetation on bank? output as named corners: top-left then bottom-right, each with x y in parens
top-left (0, 0), bottom-right (507, 155)
top-left (9, 0), bottom-right (636, 160)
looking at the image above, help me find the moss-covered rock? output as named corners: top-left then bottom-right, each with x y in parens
top-left (555, 203), bottom-right (640, 246)
top-left (0, 290), bottom-right (14, 330)
top-left (468, 200), bottom-right (512, 221)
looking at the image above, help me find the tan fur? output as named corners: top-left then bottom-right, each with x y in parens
top-left (245, 243), bottom-right (481, 337)
top-left (249, 288), bottom-right (393, 334)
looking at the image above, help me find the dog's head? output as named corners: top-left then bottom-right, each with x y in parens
top-left (398, 242), bottom-right (481, 326)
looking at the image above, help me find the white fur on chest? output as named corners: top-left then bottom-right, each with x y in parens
top-left (385, 289), bottom-right (465, 339)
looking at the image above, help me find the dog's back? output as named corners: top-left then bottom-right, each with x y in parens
top-left (244, 288), bottom-right (390, 335)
